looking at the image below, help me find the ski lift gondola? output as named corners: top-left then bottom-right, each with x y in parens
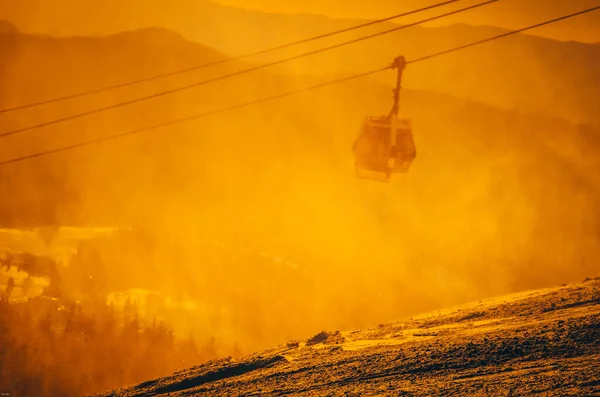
top-left (352, 56), bottom-right (416, 182)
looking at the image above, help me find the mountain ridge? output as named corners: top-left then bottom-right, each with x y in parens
top-left (2, 0), bottom-right (599, 43)
top-left (0, 19), bottom-right (18, 33)
top-left (2, 16), bottom-right (599, 126)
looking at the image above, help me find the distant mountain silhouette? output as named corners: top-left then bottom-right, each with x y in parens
top-left (2, 0), bottom-right (599, 43)
top-left (215, 20), bottom-right (600, 126)
top-left (3, 1), bottom-right (599, 126)
top-left (0, 25), bottom-right (230, 228)
top-left (0, 20), bottom-right (18, 34)
top-left (0, 20), bottom-right (17, 33)
top-left (0, 24), bottom-right (227, 100)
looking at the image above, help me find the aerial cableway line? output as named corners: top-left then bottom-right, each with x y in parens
top-left (0, 4), bottom-right (598, 169)
top-left (0, 0), bottom-right (461, 114)
top-left (0, 0), bottom-right (497, 139)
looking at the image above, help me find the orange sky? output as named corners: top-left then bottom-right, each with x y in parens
top-left (0, 0), bottom-right (599, 43)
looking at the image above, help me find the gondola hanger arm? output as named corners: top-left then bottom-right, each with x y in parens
top-left (388, 55), bottom-right (406, 120)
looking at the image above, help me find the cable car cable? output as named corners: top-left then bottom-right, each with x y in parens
top-left (1, 3), bottom-right (597, 167)
top-left (408, 4), bottom-right (600, 64)
top-left (0, 67), bottom-right (388, 167)
top-left (0, 0), bottom-right (461, 115)
top-left (0, 0), bottom-right (497, 139)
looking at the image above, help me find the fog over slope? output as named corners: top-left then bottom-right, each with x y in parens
top-left (94, 278), bottom-right (600, 396)
top-left (1, 19), bottom-right (599, 353)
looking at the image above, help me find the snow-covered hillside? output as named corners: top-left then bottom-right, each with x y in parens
top-left (94, 277), bottom-right (600, 396)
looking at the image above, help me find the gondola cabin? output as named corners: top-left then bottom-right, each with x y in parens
top-left (352, 55), bottom-right (416, 182)
top-left (353, 115), bottom-right (416, 181)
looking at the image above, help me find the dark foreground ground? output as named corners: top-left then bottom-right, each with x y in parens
top-left (94, 278), bottom-right (600, 396)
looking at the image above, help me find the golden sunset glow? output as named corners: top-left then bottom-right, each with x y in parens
top-left (1, 1), bottom-right (599, 396)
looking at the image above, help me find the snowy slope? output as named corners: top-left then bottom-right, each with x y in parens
top-left (94, 277), bottom-right (600, 396)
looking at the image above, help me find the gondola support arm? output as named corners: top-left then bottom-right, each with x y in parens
top-left (387, 55), bottom-right (406, 120)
